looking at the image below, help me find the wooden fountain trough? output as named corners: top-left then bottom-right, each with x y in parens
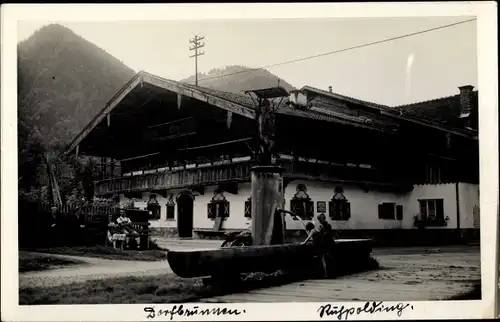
top-left (167, 239), bottom-right (373, 278)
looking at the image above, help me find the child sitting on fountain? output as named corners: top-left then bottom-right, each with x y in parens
top-left (303, 222), bottom-right (328, 278)
top-left (317, 213), bottom-right (336, 245)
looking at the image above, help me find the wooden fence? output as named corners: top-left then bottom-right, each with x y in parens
top-left (19, 200), bottom-right (121, 248)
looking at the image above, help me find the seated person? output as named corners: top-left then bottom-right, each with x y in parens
top-left (302, 222), bottom-right (328, 278)
top-left (116, 210), bottom-right (140, 248)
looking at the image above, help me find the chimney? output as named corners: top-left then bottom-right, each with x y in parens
top-left (458, 85), bottom-right (474, 118)
top-left (328, 86), bottom-right (332, 93)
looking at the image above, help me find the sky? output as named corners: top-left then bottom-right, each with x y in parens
top-left (17, 17), bottom-right (478, 106)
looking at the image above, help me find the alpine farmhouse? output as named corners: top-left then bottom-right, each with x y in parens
top-left (64, 71), bottom-right (480, 245)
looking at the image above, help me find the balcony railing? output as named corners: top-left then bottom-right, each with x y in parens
top-left (95, 156), bottom-right (412, 196)
top-left (95, 161), bottom-right (253, 195)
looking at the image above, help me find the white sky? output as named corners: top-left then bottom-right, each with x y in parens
top-left (17, 17), bottom-right (478, 106)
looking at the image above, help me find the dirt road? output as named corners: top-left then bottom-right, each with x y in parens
top-left (19, 241), bottom-right (480, 302)
top-left (202, 246), bottom-right (480, 302)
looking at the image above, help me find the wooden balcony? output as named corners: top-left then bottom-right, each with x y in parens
top-left (95, 156), bottom-right (412, 196)
top-left (95, 161), bottom-right (253, 195)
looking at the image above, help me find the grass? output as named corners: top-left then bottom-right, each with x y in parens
top-left (19, 256), bottom-right (380, 305)
top-left (19, 252), bottom-right (85, 273)
top-left (22, 245), bottom-right (168, 262)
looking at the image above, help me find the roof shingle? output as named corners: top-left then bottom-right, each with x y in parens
top-left (395, 91), bottom-right (478, 126)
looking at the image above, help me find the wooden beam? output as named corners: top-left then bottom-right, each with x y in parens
top-left (153, 132), bottom-right (196, 142)
top-left (148, 117), bottom-right (194, 129)
top-left (119, 152), bottom-right (160, 162)
top-left (144, 72), bottom-right (256, 120)
top-left (177, 93), bottom-right (182, 109)
top-left (62, 73), bottom-right (143, 157)
top-left (178, 137), bottom-right (252, 152)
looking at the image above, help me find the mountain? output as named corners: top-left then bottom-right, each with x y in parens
top-left (180, 65), bottom-right (295, 95)
top-left (17, 24), bottom-right (135, 194)
top-left (18, 24), bottom-right (136, 150)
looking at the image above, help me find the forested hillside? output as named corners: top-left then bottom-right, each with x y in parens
top-left (17, 24), bottom-right (135, 199)
top-left (18, 25), bottom-right (295, 203)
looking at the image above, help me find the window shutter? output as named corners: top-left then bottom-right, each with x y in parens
top-left (344, 202), bottom-right (351, 220)
top-left (436, 199), bottom-right (444, 220)
top-left (244, 199), bottom-right (252, 218)
top-left (306, 200), bottom-right (314, 220)
top-left (223, 201), bottom-right (230, 218)
top-left (328, 201), bottom-right (335, 219)
top-left (396, 205), bottom-right (403, 220)
top-left (207, 203), bottom-right (215, 219)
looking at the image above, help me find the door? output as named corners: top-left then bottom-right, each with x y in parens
top-left (177, 191), bottom-right (194, 238)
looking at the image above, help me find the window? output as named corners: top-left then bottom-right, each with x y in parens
top-left (378, 203), bottom-right (396, 220)
top-left (147, 194), bottom-right (161, 220)
top-left (418, 199), bottom-right (445, 225)
top-left (207, 189), bottom-right (230, 220)
top-left (329, 186), bottom-right (351, 221)
top-left (290, 184), bottom-right (314, 220)
top-left (165, 194), bottom-right (175, 220)
top-left (244, 197), bottom-right (252, 218)
top-left (425, 163), bottom-right (442, 184)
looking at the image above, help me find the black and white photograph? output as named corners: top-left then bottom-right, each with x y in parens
top-left (1, 3), bottom-right (498, 321)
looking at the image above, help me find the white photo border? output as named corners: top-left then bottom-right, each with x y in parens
top-left (1, 2), bottom-right (498, 320)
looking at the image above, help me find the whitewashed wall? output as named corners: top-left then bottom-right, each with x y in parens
top-left (404, 183), bottom-right (457, 230)
top-left (283, 180), bottom-right (407, 230)
top-left (458, 182), bottom-right (480, 229)
top-left (192, 183), bottom-right (252, 230)
top-left (117, 180), bottom-right (479, 232)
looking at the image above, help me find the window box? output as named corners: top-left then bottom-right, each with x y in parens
top-left (414, 198), bottom-right (448, 227)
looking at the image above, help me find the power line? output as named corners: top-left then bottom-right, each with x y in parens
top-left (189, 35), bottom-right (205, 86)
top-left (190, 18), bottom-right (476, 85)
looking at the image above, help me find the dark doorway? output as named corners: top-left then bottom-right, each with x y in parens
top-left (177, 191), bottom-right (194, 238)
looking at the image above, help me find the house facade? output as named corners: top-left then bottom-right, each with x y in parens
top-left (64, 71), bottom-right (479, 245)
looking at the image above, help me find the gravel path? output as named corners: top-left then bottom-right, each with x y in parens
top-left (20, 243), bottom-right (480, 290)
top-left (19, 252), bottom-right (171, 289)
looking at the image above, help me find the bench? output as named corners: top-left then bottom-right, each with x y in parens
top-left (106, 210), bottom-right (151, 249)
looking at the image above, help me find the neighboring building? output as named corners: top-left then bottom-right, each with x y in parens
top-left (64, 71), bottom-right (479, 245)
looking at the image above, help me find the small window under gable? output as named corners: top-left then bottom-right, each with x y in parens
top-left (165, 194), bottom-right (175, 220)
top-left (329, 186), bottom-right (351, 221)
top-left (290, 183), bottom-right (314, 220)
top-left (207, 188), bottom-right (230, 220)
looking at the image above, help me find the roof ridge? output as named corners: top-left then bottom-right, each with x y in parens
top-left (395, 93), bottom-right (460, 108)
top-left (301, 85), bottom-right (390, 109)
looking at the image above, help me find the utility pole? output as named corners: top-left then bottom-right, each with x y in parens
top-left (189, 35), bottom-right (205, 86)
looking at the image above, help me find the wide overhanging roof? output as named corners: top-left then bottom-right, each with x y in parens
top-left (63, 71), bottom-right (395, 159)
